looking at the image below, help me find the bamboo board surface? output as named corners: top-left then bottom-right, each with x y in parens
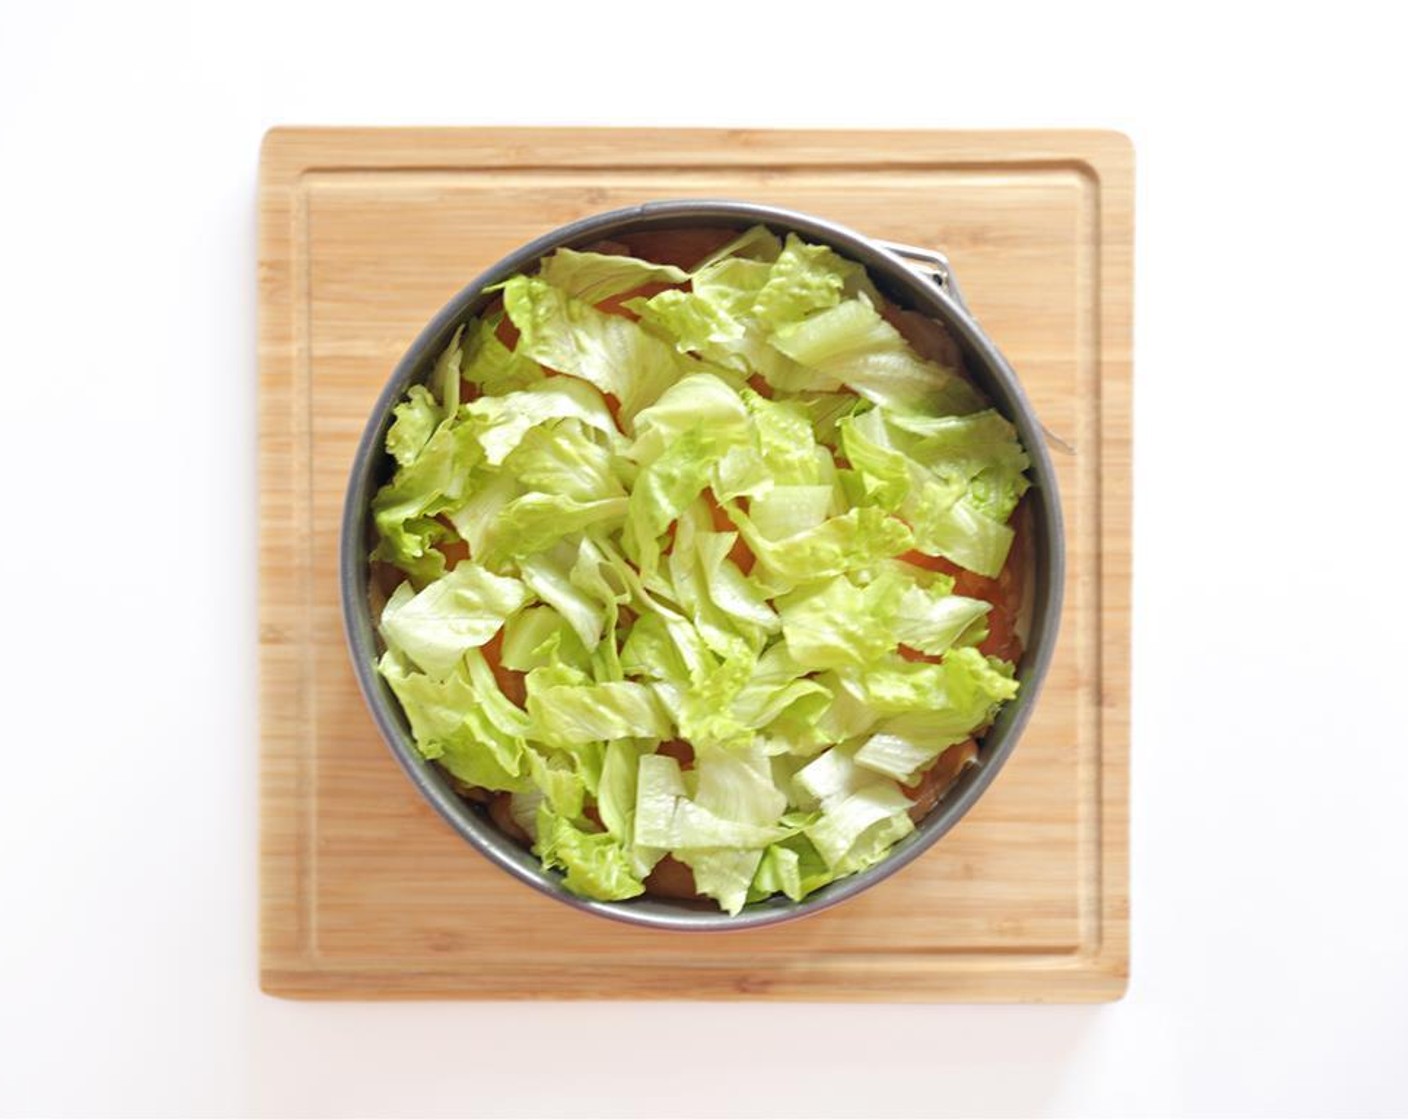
top-left (258, 128), bottom-right (1132, 1000)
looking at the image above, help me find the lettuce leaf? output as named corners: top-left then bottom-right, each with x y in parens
top-left (462, 316), bottom-right (545, 395)
top-left (794, 746), bottom-right (915, 869)
top-left (627, 373), bottom-right (751, 468)
top-left (681, 849), bottom-right (766, 916)
top-left (771, 296), bottom-right (983, 415)
top-left (385, 384), bottom-right (443, 468)
top-left (536, 805), bottom-right (646, 900)
top-left (751, 233), bottom-right (871, 328)
top-left (634, 753), bottom-right (801, 854)
top-left (379, 562), bottom-right (529, 679)
top-left (728, 504), bottom-right (914, 589)
top-left (465, 378), bottom-right (620, 467)
top-left (536, 247), bottom-right (688, 304)
top-left (778, 570), bottom-right (907, 670)
top-left (377, 649), bottom-right (531, 792)
top-left (892, 585), bottom-right (992, 655)
top-left (634, 287), bottom-right (745, 360)
top-left (503, 275), bottom-right (693, 423)
top-left (844, 647), bottom-right (1020, 738)
top-left (840, 405), bottom-right (1028, 577)
top-left (478, 493), bottom-right (628, 567)
top-left (370, 416), bottom-right (484, 584)
top-left (527, 680), bottom-right (673, 747)
top-left (747, 485), bottom-right (834, 541)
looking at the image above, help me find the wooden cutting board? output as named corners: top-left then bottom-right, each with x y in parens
top-left (258, 128), bottom-right (1132, 1001)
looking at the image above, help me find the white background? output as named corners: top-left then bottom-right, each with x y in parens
top-left (2, 2), bottom-right (1406, 1117)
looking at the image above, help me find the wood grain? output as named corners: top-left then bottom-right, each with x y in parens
top-left (258, 128), bottom-right (1133, 1001)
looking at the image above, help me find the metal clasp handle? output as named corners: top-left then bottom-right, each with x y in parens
top-left (878, 240), bottom-right (972, 316)
top-left (880, 239), bottom-right (1074, 455)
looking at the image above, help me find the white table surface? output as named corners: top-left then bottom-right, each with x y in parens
top-left (3, 2), bottom-right (1406, 1117)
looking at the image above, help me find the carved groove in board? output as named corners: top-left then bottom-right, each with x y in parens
top-left (293, 178), bottom-right (319, 958)
top-left (1075, 167), bottom-right (1103, 958)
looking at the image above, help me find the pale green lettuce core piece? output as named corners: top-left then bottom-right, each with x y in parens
top-left (748, 485), bottom-right (834, 540)
top-left (379, 562), bottom-right (529, 680)
top-left (852, 729), bottom-right (980, 788)
top-left (536, 247), bottom-right (689, 304)
top-left (772, 296), bottom-right (985, 416)
top-left (528, 680), bottom-right (672, 747)
top-left (794, 746), bottom-right (915, 871)
top-left (369, 225), bottom-right (1032, 911)
top-left (893, 586), bottom-right (992, 654)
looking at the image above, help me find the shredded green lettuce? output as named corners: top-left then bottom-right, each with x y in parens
top-left (369, 225), bottom-right (1031, 913)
